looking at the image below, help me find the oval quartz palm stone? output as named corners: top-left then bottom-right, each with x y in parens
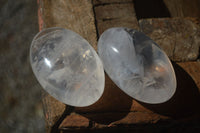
top-left (98, 27), bottom-right (176, 104)
top-left (30, 27), bottom-right (105, 107)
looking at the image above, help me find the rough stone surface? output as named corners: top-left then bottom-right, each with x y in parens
top-left (139, 18), bottom-right (200, 61)
top-left (98, 27), bottom-right (176, 103)
top-left (30, 28), bottom-right (104, 107)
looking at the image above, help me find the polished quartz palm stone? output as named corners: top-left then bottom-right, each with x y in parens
top-left (30, 27), bottom-right (105, 107)
top-left (98, 27), bottom-right (176, 104)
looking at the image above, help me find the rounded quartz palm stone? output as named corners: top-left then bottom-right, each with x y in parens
top-left (30, 27), bottom-right (105, 107)
top-left (98, 27), bottom-right (176, 104)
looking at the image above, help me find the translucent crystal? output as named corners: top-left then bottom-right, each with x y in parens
top-left (98, 27), bottom-right (176, 103)
top-left (30, 27), bottom-right (105, 107)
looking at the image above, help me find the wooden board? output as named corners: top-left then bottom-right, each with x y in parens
top-left (37, 0), bottom-right (200, 132)
top-left (94, 2), bottom-right (139, 35)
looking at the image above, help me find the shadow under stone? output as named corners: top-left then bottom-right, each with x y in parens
top-left (75, 74), bottom-right (133, 124)
top-left (140, 62), bottom-right (200, 118)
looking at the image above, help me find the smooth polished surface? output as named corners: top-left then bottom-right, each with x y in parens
top-left (30, 27), bottom-right (105, 107)
top-left (98, 27), bottom-right (176, 104)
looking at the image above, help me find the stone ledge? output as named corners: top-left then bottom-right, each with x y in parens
top-left (139, 18), bottom-right (200, 61)
top-left (37, 0), bottom-right (200, 132)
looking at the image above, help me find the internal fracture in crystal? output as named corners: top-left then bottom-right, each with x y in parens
top-left (30, 27), bottom-right (105, 107)
top-left (98, 27), bottom-right (176, 103)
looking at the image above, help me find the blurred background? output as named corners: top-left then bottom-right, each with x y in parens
top-left (0, 0), bottom-right (45, 132)
top-left (0, 0), bottom-right (200, 132)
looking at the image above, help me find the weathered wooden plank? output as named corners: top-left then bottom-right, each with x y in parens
top-left (39, 0), bottom-right (97, 49)
top-left (139, 18), bottom-right (200, 61)
top-left (94, 2), bottom-right (139, 35)
top-left (37, 0), bottom-right (200, 132)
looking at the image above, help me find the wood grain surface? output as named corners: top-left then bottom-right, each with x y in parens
top-left (37, 0), bottom-right (200, 132)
